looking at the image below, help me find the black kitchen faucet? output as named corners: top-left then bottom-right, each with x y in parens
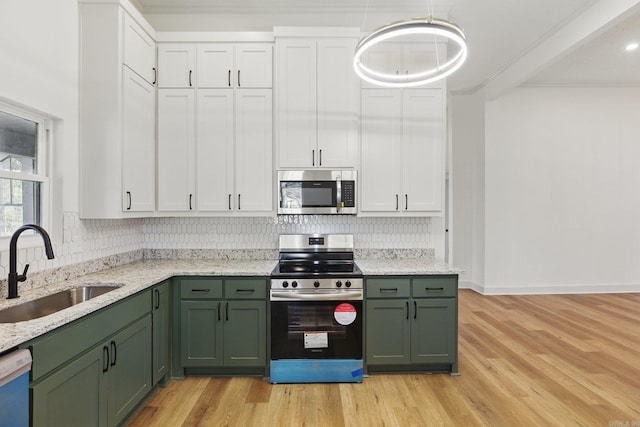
top-left (7, 224), bottom-right (55, 299)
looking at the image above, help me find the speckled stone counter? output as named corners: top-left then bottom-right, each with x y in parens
top-left (0, 259), bottom-right (276, 353)
top-left (0, 256), bottom-right (461, 354)
top-left (357, 259), bottom-right (461, 275)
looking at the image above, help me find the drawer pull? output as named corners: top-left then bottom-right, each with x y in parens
top-left (190, 289), bottom-right (211, 293)
top-left (380, 288), bottom-right (398, 292)
top-left (425, 287), bottom-right (444, 292)
top-left (235, 289), bottom-right (255, 293)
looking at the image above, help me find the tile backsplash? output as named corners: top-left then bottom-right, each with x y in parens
top-left (0, 213), bottom-right (435, 293)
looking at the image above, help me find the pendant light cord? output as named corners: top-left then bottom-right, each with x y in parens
top-left (361, 0), bottom-right (371, 33)
top-left (428, 0), bottom-right (441, 69)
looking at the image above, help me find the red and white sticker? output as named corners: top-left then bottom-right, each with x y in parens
top-left (334, 303), bottom-right (357, 326)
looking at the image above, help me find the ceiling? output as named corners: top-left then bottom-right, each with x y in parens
top-left (133, 0), bottom-right (640, 95)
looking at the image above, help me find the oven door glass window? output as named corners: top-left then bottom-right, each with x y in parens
top-left (271, 300), bottom-right (362, 359)
top-left (279, 181), bottom-right (337, 208)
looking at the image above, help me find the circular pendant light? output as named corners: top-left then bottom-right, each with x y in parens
top-left (353, 16), bottom-right (468, 88)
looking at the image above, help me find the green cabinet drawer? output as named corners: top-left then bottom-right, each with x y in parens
top-left (225, 279), bottom-right (267, 300)
top-left (366, 278), bottom-right (411, 298)
top-left (412, 276), bottom-right (457, 298)
top-left (179, 278), bottom-right (223, 299)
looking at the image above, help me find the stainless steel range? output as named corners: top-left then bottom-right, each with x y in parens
top-left (270, 234), bottom-right (364, 383)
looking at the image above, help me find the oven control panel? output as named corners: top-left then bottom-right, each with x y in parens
top-left (271, 277), bottom-right (363, 290)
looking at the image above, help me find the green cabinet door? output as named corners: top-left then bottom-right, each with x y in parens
top-left (411, 298), bottom-right (456, 364)
top-left (365, 299), bottom-right (411, 365)
top-left (223, 300), bottom-right (266, 367)
top-left (108, 315), bottom-right (152, 427)
top-left (31, 344), bottom-right (108, 427)
top-left (152, 281), bottom-right (171, 384)
top-left (180, 300), bottom-right (223, 367)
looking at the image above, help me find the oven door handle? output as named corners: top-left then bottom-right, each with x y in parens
top-left (270, 290), bottom-right (363, 301)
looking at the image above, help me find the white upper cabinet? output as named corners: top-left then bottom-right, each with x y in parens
top-left (123, 13), bottom-right (156, 85)
top-left (360, 88), bottom-right (445, 216)
top-left (276, 36), bottom-right (359, 168)
top-left (79, 0), bottom-right (156, 219)
top-left (157, 89), bottom-right (195, 212)
top-left (197, 44), bottom-right (272, 88)
top-left (158, 44), bottom-right (196, 88)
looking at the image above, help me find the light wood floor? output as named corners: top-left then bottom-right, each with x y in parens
top-left (129, 290), bottom-right (640, 426)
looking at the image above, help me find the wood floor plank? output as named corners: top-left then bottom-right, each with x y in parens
top-left (128, 290), bottom-right (640, 427)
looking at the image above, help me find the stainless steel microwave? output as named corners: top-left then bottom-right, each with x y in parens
top-left (277, 170), bottom-right (357, 215)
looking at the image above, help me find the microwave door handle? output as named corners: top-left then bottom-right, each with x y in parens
top-left (336, 178), bottom-right (341, 213)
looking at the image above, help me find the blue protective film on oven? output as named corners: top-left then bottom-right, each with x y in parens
top-left (270, 359), bottom-right (364, 383)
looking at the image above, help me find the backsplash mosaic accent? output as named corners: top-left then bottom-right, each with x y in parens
top-left (0, 213), bottom-right (435, 295)
top-left (142, 216), bottom-right (434, 250)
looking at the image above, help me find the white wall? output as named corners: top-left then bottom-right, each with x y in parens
top-left (451, 93), bottom-right (485, 290)
top-left (483, 87), bottom-right (640, 294)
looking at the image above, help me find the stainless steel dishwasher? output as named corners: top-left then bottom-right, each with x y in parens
top-left (0, 349), bottom-right (32, 426)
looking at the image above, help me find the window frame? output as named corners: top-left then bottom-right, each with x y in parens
top-left (0, 100), bottom-right (51, 243)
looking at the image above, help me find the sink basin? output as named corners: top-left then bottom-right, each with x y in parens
top-left (0, 284), bottom-right (122, 323)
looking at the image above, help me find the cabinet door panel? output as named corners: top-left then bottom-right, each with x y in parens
top-left (122, 67), bottom-right (155, 212)
top-left (402, 89), bottom-right (444, 212)
top-left (317, 38), bottom-right (359, 168)
top-left (153, 281), bottom-right (171, 385)
top-left (411, 299), bottom-right (456, 364)
top-left (157, 89), bottom-right (195, 211)
top-left (360, 90), bottom-right (402, 212)
top-left (224, 301), bottom-right (266, 366)
top-left (181, 300), bottom-right (223, 366)
top-left (359, 43), bottom-right (403, 89)
top-left (197, 44), bottom-right (234, 88)
top-left (235, 44), bottom-right (273, 88)
top-left (196, 89), bottom-right (234, 211)
top-left (158, 44), bottom-right (195, 88)
top-left (365, 299), bottom-right (411, 365)
top-left (31, 345), bottom-right (107, 427)
top-left (235, 89), bottom-right (273, 212)
top-left (108, 315), bottom-right (152, 427)
top-left (276, 39), bottom-right (317, 168)
top-left (123, 13), bottom-right (156, 85)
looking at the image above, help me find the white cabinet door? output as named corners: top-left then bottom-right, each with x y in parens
top-left (276, 39), bottom-right (317, 168)
top-left (402, 89), bottom-right (444, 212)
top-left (317, 38), bottom-right (359, 168)
top-left (157, 89), bottom-right (195, 211)
top-left (235, 89), bottom-right (273, 212)
top-left (359, 43), bottom-right (403, 89)
top-left (196, 89), bottom-right (234, 212)
top-left (122, 67), bottom-right (155, 212)
top-left (196, 44), bottom-right (234, 88)
top-left (235, 44), bottom-right (273, 88)
top-left (123, 13), bottom-right (156, 85)
top-left (360, 90), bottom-right (403, 212)
top-left (158, 44), bottom-right (195, 88)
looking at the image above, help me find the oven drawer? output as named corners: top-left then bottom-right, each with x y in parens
top-left (225, 279), bottom-right (267, 300)
top-left (366, 279), bottom-right (410, 299)
top-left (180, 278), bottom-right (223, 299)
top-left (412, 277), bottom-right (457, 298)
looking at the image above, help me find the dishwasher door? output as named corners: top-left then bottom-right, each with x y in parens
top-left (0, 349), bottom-right (32, 427)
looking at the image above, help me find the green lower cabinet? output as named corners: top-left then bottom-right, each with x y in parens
top-left (31, 345), bottom-right (108, 427)
top-left (223, 301), bottom-right (266, 367)
top-left (180, 300), bottom-right (224, 366)
top-left (177, 277), bottom-right (267, 372)
top-left (108, 315), bottom-right (152, 426)
top-left (152, 280), bottom-right (171, 384)
top-left (30, 314), bottom-right (152, 427)
top-left (411, 298), bottom-right (456, 364)
top-left (366, 299), bottom-right (411, 365)
top-left (365, 275), bottom-right (458, 374)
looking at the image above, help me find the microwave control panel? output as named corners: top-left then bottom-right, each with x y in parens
top-left (342, 181), bottom-right (355, 207)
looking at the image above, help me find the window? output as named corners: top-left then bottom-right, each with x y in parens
top-left (0, 102), bottom-right (49, 238)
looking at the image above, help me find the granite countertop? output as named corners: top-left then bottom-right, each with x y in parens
top-left (0, 258), bottom-right (459, 353)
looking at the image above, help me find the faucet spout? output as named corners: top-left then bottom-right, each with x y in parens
top-left (7, 224), bottom-right (55, 299)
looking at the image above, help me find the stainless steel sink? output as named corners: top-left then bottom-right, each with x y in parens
top-left (0, 284), bottom-right (122, 323)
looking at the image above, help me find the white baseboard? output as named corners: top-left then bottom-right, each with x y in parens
top-left (461, 281), bottom-right (640, 295)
